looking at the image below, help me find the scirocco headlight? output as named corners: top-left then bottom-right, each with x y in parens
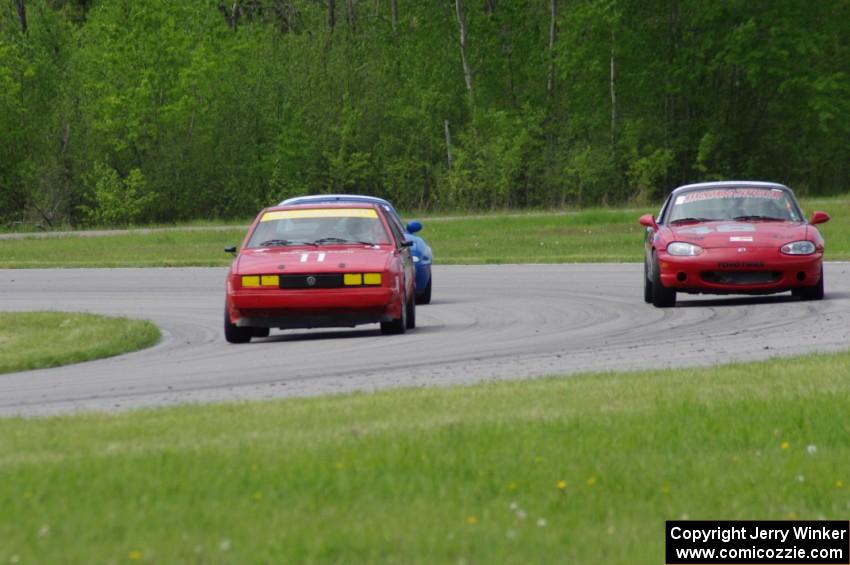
top-left (780, 241), bottom-right (816, 255)
top-left (666, 242), bottom-right (704, 256)
top-left (241, 275), bottom-right (279, 288)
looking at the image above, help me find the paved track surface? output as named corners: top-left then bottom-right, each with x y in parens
top-left (2, 264), bottom-right (849, 417)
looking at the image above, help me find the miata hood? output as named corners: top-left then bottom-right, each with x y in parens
top-left (236, 245), bottom-right (392, 274)
top-left (666, 221), bottom-right (808, 248)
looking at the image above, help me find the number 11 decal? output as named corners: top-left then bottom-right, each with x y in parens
top-left (300, 252), bottom-right (327, 263)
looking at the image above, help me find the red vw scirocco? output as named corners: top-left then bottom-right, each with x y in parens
top-left (224, 203), bottom-right (416, 343)
top-left (640, 181), bottom-right (830, 307)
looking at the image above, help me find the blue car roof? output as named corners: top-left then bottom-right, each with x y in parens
top-left (281, 194), bottom-right (393, 208)
top-left (280, 194), bottom-right (405, 222)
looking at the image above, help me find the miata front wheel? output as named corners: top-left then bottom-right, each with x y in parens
top-left (643, 258), bottom-right (653, 303)
top-left (651, 252), bottom-right (677, 308)
top-left (794, 266), bottom-right (825, 301)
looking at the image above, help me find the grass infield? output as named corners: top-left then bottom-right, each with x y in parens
top-left (1, 350), bottom-right (848, 563)
top-left (0, 312), bottom-right (160, 375)
top-left (1, 195), bottom-right (847, 267)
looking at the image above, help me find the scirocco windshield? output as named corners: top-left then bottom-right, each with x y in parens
top-left (246, 208), bottom-right (391, 248)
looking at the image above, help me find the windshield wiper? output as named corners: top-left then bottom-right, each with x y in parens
top-left (732, 215), bottom-right (786, 222)
top-left (312, 237), bottom-right (375, 246)
top-left (669, 217), bottom-right (716, 225)
top-left (259, 239), bottom-right (318, 247)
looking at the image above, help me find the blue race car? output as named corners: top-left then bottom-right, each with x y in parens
top-left (280, 194), bottom-right (433, 304)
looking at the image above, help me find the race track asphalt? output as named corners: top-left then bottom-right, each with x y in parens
top-left (1, 263), bottom-right (849, 417)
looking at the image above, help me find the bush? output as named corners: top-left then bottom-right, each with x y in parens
top-left (80, 163), bottom-right (156, 226)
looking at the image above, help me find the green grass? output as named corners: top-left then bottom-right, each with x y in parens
top-left (0, 229), bottom-right (248, 268)
top-left (429, 208), bottom-right (645, 263)
top-left (1, 350), bottom-right (848, 563)
top-left (1, 196), bottom-right (848, 267)
top-left (0, 217), bottom-right (253, 234)
top-left (0, 312), bottom-right (160, 374)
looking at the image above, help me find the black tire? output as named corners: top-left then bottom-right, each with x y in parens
top-left (406, 289), bottom-right (416, 329)
top-left (252, 327), bottom-right (270, 338)
top-left (380, 290), bottom-right (408, 335)
top-left (224, 307), bottom-right (252, 343)
top-left (643, 258), bottom-right (653, 303)
top-left (795, 266), bottom-right (825, 301)
top-left (416, 277), bottom-right (432, 305)
top-left (651, 252), bottom-right (677, 308)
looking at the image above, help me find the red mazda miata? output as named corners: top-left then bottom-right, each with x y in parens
top-left (224, 203), bottom-right (416, 343)
top-left (639, 181), bottom-right (830, 307)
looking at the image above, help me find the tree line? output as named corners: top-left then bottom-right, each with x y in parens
top-left (1, 0), bottom-right (848, 226)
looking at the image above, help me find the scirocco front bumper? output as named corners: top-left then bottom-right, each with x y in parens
top-left (226, 286), bottom-right (400, 328)
top-left (657, 248), bottom-right (822, 294)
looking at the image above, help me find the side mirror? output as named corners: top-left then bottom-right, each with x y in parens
top-left (638, 214), bottom-right (658, 230)
top-left (406, 220), bottom-right (423, 234)
top-left (224, 246), bottom-right (237, 255)
top-left (810, 211), bottom-right (830, 225)
top-left (401, 240), bottom-right (414, 248)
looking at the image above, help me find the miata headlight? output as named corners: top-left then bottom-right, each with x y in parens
top-left (666, 242), bottom-right (704, 256)
top-left (780, 241), bottom-right (816, 255)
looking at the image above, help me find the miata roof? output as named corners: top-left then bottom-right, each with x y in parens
top-left (672, 181), bottom-right (790, 194)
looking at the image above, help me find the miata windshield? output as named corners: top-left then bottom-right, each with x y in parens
top-left (665, 187), bottom-right (802, 224)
